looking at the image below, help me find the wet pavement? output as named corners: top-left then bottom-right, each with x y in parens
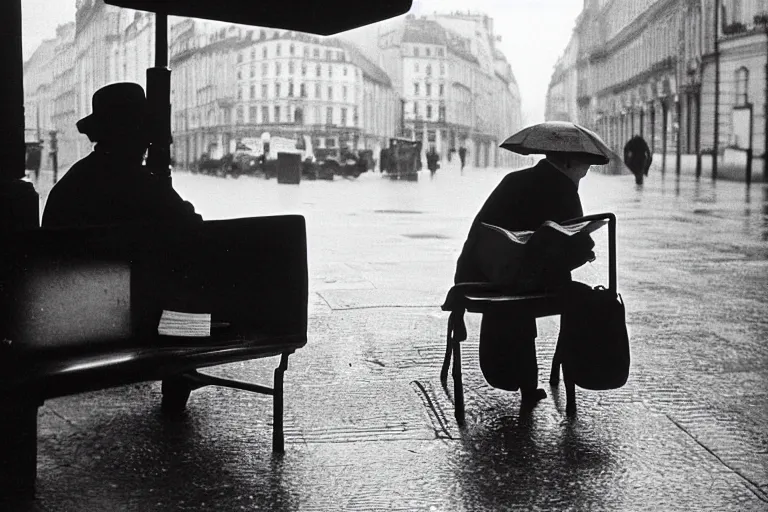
top-left (13, 161), bottom-right (768, 511)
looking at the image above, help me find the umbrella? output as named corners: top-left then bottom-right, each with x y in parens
top-left (500, 121), bottom-right (613, 165)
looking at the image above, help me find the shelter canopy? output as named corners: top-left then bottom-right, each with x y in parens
top-left (104, 0), bottom-right (413, 35)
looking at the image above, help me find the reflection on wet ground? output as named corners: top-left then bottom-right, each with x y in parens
top-left (19, 165), bottom-right (768, 510)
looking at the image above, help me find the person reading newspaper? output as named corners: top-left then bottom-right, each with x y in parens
top-left (454, 151), bottom-right (600, 407)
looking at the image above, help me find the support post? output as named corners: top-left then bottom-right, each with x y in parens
top-left (714, 0), bottom-right (721, 181)
top-left (696, 89), bottom-right (702, 178)
top-left (676, 97), bottom-right (682, 175)
top-left (0, 0), bottom-right (38, 230)
top-left (452, 339), bottom-right (464, 426)
top-left (146, 10), bottom-right (172, 186)
top-left (662, 100), bottom-right (668, 173)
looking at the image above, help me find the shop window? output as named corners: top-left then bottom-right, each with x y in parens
top-left (735, 67), bottom-right (749, 105)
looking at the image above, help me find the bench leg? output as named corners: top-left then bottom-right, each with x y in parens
top-left (440, 324), bottom-right (452, 384)
top-left (0, 396), bottom-right (38, 498)
top-left (161, 375), bottom-right (194, 414)
top-left (272, 352), bottom-right (290, 453)
top-left (550, 340), bottom-right (562, 387)
top-left (451, 339), bottom-right (465, 426)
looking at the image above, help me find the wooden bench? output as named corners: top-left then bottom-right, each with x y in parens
top-left (440, 213), bottom-right (616, 424)
top-left (0, 215), bottom-right (308, 496)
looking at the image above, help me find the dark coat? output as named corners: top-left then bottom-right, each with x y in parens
top-left (454, 159), bottom-right (585, 284)
top-left (42, 150), bottom-right (202, 228)
top-left (623, 135), bottom-right (652, 176)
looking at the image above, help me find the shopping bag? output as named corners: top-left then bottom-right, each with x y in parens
top-left (559, 285), bottom-right (630, 390)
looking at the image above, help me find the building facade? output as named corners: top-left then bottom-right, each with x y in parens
top-left (549, 0), bottom-right (768, 180)
top-left (169, 21), bottom-right (398, 168)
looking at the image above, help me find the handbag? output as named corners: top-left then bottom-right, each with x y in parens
top-left (558, 285), bottom-right (630, 390)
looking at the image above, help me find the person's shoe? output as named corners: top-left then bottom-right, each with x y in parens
top-left (520, 388), bottom-right (547, 407)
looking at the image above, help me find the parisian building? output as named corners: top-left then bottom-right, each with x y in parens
top-left (169, 20), bottom-right (399, 168)
top-left (24, 2), bottom-right (523, 172)
top-left (548, 0), bottom-right (768, 181)
top-left (377, 13), bottom-right (525, 168)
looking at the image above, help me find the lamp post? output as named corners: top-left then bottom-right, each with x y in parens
top-left (754, 13), bottom-right (768, 181)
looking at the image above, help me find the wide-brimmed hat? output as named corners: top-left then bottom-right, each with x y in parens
top-left (500, 121), bottom-right (612, 165)
top-left (76, 82), bottom-right (147, 142)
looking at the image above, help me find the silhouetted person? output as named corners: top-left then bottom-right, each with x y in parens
top-left (42, 82), bottom-right (201, 228)
top-left (454, 152), bottom-right (598, 407)
top-left (623, 134), bottom-right (652, 185)
top-left (426, 146), bottom-right (440, 175)
top-left (458, 146), bottom-right (467, 170)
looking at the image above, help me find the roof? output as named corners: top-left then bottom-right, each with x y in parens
top-left (337, 40), bottom-right (392, 87)
top-left (402, 19), bottom-right (447, 45)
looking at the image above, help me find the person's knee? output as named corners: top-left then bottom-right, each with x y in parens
top-left (480, 363), bottom-right (521, 391)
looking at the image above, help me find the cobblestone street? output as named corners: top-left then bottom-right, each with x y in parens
top-left (19, 161), bottom-right (768, 511)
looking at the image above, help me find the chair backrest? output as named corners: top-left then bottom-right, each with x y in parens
top-left (0, 215), bottom-right (308, 354)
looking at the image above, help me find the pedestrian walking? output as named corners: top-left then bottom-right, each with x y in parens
top-left (427, 146), bottom-right (440, 175)
top-left (42, 82), bottom-right (201, 228)
top-left (454, 121), bottom-right (611, 408)
top-left (458, 146), bottom-right (467, 170)
top-left (623, 134), bottom-right (652, 185)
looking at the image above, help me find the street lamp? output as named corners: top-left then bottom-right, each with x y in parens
top-left (754, 13), bottom-right (768, 181)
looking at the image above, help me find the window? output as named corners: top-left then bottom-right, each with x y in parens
top-left (426, 83), bottom-right (431, 97)
top-left (303, 46), bottom-right (309, 58)
top-left (426, 64), bottom-right (432, 76)
top-left (289, 82), bottom-right (294, 97)
top-left (735, 67), bottom-right (749, 105)
top-left (343, 86), bottom-right (348, 100)
top-left (262, 62), bottom-right (268, 75)
top-left (328, 86), bottom-right (333, 100)
top-left (343, 66), bottom-right (348, 76)
top-left (438, 48), bottom-right (444, 57)
top-left (329, 66), bottom-right (333, 78)
top-left (274, 106), bottom-right (281, 122)
top-left (236, 107), bottom-right (244, 123)
top-left (426, 104), bottom-right (432, 119)
top-left (301, 63), bottom-right (307, 76)
top-left (414, 46), bottom-right (420, 57)
top-left (440, 63), bottom-right (445, 75)
top-left (295, 107), bottom-right (304, 124)
top-left (262, 106), bottom-right (269, 123)
top-left (275, 82), bottom-right (281, 97)
top-left (250, 85), bottom-right (255, 98)
top-left (250, 65), bottom-right (255, 78)
top-left (439, 105), bottom-right (446, 121)
top-left (237, 52), bottom-right (243, 63)
top-left (237, 70), bottom-right (242, 80)
top-left (275, 62), bottom-right (281, 75)
top-left (326, 106), bottom-right (333, 124)
top-left (426, 47), bottom-right (431, 56)
top-left (290, 44), bottom-right (295, 56)
top-left (276, 44), bottom-right (282, 57)
top-left (262, 84), bottom-right (268, 98)
top-left (237, 87), bottom-right (243, 99)
top-left (341, 107), bottom-right (347, 126)
top-left (325, 50), bottom-right (332, 60)
top-left (414, 83), bottom-right (420, 95)
top-left (414, 102), bottom-right (419, 117)
top-left (250, 48), bottom-right (256, 59)
top-left (315, 83), bottom-right (321, 98)
top-left (439, 84), bottom-right (444, 96)
top-left (313, 48), bottom-right (320, 58)
top-left (249, 106), bottom-right (257, 123)
top-left (415, 62), bottom-right (420, 72)
top-left (289, 61), bottom-right (294, 74)
top-left (300, 83), bottom-right (306, 97)
top-left (262, 47), bottom-right (267, 58)
top-left (316, 64), bottom-right (321, 77)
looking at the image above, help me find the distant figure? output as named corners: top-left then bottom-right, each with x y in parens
top-left (623, 135), bottom-right (652, 185)
top-left (426, 146), bottom-right (440, 175)
top-left (458, 146), bottom-right (467, 170)
top-left (454, 152), bottom-right (598, 407)
top-left (42, 82), bottom-right (201, 228)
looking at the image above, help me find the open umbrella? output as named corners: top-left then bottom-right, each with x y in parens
top-left (500, 121), bottom-right (613, 165)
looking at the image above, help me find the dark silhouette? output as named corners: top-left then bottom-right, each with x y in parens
top-left (458, 146), bottom-right (467, 170)
top-left (454, 153), bottom-right (597, 407)
top-left (623, 135), bottom-right (652, 185)
top-left (42, 82), bottom-right (201, 228)
top-left (426, 146), bottom-right (440, 175)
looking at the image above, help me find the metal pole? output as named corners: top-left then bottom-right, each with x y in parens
top-left (764, 26), bottom-right (768, 181)
top-left (714, 0), bottom-right (720, 181)
top-left (695, 89), bottom-right (702, 178)
top-left (747, 103), bottom-right (754, 186)
top-left (676, 97), bottom-right (682, 175)
top-left (662, 100), bottom-right (668, 173)
top-left (146, 10), bottom-right (172, 185)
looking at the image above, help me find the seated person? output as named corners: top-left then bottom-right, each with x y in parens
top-left (454, 151), bottom-right (600, 407)
top-left (42, 82), bottom-right (201, 228)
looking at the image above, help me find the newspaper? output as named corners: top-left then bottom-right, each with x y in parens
top-left (157, 310), bottom-right (212, 337)
top-left (474, 217), bottom-right (607, 288)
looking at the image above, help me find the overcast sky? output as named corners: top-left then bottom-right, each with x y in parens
top-left (21, 0), bottom-right (582, 125)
